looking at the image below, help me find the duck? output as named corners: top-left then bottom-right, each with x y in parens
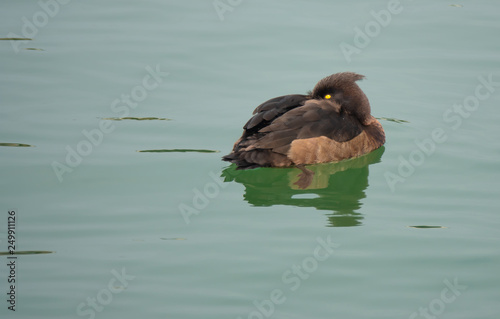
top-left (223, 72), bottom-right (385, 169)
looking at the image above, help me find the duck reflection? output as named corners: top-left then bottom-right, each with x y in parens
top-left (221, 147), bottom-right (384, 227)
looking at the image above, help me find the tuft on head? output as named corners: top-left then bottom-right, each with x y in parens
top-left (311, 72), bottom-right (372, 125)
top-left (311, 72), bottom-right (365, 97)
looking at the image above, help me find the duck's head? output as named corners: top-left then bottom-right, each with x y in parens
top-left (310, 72), bottom-right (373, 125)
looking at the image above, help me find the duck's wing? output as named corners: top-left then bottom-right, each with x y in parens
top-left (248, 99), bottom-right (363, 155)
top-left (223, 99), bottom-right (364, 168)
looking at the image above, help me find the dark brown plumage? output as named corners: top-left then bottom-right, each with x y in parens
top-left (223, 72), bottom-right (385, 169)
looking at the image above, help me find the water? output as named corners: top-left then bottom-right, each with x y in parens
top-left (1, 1), bottom-right (500, 318)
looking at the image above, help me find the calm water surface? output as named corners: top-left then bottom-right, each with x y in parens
top-left (1, 1), bottom-right (500, 318)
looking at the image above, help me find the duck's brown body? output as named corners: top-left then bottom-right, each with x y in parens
top-left (223, 72), bottom-right (385, 169)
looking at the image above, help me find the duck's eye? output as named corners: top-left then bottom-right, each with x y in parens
top-left (324, 94), bottom-right (331, 99)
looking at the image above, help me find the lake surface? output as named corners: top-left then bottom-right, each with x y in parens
top-left (1, 1), bottom-right (500, 318)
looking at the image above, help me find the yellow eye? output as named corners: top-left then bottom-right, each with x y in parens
top-left (324, 94), bottom-right (331, 99)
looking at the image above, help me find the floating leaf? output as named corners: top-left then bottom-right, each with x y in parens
top-left (102, 117), bottom-right (171, 121)
top-left (0, 142), bottom-right (33, 147)
top-left (377, 117), bottom-right (409, 124)
top-left (160, 238), bottom-right (187, 240)
top-left (0, 250), bottom-right (53, 255)
top-left (450, 4), bottom-right (463, 8)
top-left (408, 225), bottom-right (447, 229)
top-left (138, 149), bottom-right (220, 153)
top-left (0, 37), bottom-right (32, 41)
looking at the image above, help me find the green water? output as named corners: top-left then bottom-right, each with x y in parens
top-left (1, 1), bottom-right (500, 318)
